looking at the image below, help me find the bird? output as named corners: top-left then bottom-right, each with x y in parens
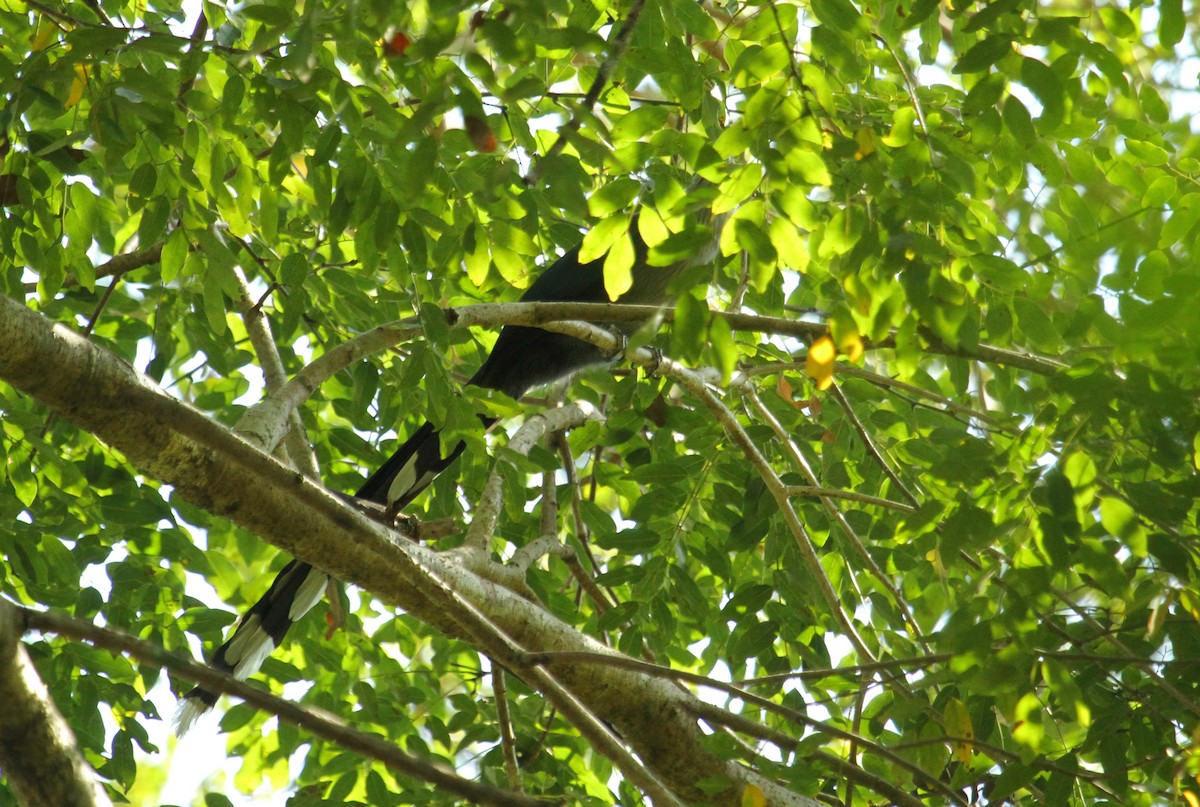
top-left (174, 180), bottom-right (724, 733)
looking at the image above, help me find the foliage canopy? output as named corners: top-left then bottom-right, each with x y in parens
top-left (1, 0), bottom-right (1199, 805)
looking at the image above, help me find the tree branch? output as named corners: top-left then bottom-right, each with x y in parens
top-left (13, 602), bottom-right (545, 807)
top-left (492, 666), bottom-right (523, 793)
top-left (463, 403), bottom-right (602, 552)
top-left (828, 381), bottom-right (921, 508)
top-left (522, 319), bottom-right (878, 665)
top-left (783, 484), bottom-right (916, 513)
top-left (235, 300), bottom-right (1062, 457)
top-left (94, 240), bottom-right (165, 282)
top-left (231, 266), bottom-right (320, 478)
top-left (445, 302), bottom-right (1067, 375)
top-left (234, 320), bottom-right (421, 453)
top-left (0, 603), bottom-right (113, 807)
top-left (741, 383), bottom-right (924, 644)
top-left (0, 295), bottom-right (812, 807)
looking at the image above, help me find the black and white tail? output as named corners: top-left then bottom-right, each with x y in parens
top-left (174, 422), bottom-right (465, 733)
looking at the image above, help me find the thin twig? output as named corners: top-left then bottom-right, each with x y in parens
top-left (553, 431), bottom-right (606, 583)
top-left (687, 700), bottom-right (969, 806)
top-left (783, 485), bottom-right (915, 513)
top-left (525, 0), bottom-right (649, 184)
top-left (742, 383), bottom-right (922, 647)
top-left (828, 381), bottom-right (920, 507)
top-left (492, 665), bottom-right (523, 793)
top-left (829, 364), bottom-right (1003, 426)
top-left (813, 751), bottom-right (928, 807)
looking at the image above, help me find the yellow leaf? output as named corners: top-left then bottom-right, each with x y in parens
top-left (603, 232), bottom-right (634, 301)
top-left (32, 22), bottom-right (57, 51)
top-left (1184, 791), bottom-right (1199, 807)
top-left (840, 330), bottom-right (864, 362)
top-left (66, 64), bottom-right (88, 108)
top-left (805, 335), bottom-right (836, 391)
top-left (854, 127), bottom-right (876, 160)
top-left (925, 547), bottom-right (945, 578)
top-left (741, 783), bottom-right (767, 807)
top-left (1179, 588), bottom-right (1200, 621)
top-left (944, 697), bottom-right (974, 764)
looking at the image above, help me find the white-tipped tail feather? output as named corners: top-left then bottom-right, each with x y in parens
top-left (174, 563), bottom-right (331, 735)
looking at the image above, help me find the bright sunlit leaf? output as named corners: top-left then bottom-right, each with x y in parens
top-left (806, 335), bottom-right (836, 390)
top-left (603, 232), bottom-right (635, 301)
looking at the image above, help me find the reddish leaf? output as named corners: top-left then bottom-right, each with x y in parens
top-left (464, 114), bottom-right (497, 152)
top-left (384, 31), bottom-right (411, 56)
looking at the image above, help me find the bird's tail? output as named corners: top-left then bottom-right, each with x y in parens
top-left (175, 421), bottom-right (466, 733)
top-left (354, 420), bottom-right (467, 509)
top-left (174, 558), bottom-right (328, 734)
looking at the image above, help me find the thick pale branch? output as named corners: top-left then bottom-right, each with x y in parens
top-left (463, 403), bottom-right (602, 552)
top-left (0, 604), bottom-right (113, 807)
top-left (235, 300), bottom-right (1059, 456)
top-left (231, 266), bottom-right (319, 479)
top-left (0, 295), bottom-right (808, 807)
top-left (446, 302), bottom-right (1066, 374)
top-left (235, 320), bottom-right (421, 452)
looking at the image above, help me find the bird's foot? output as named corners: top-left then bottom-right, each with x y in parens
top-left (339, 492), bottom-right (421, 540)
top-left (605, 326), bottom-right (628, 362)
top-left (644, 345), bottom-right (665, 376)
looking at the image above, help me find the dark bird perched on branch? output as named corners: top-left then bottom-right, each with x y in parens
top-left (175, 182), bottom-right (725, 733)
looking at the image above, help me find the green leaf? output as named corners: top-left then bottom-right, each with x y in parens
top-left (730, 43), bottom-right (791, 87)
top-left (1125, 139), bottom-right (1170, 166)
top-left (1002, 96), bottom-right (1037, 147)
top-left (714, 163), bottom-right (763, 215)
top-left (160, 229), bottom-right (188, 284)
top-left (882, 106), bottom-right (917, 147)
top-left (810, 0), bottom-right (863, 32)
top-left (1019, 57), bottom-right (1063, 132)
top-left (1158, 0), bottom-right (1184, 46)
top-left (611, 107), bottom-right (670, 145)
top-left (729, 619), bottom-right (779, 659)
top-left (202, 268), bottom-right (229, 335)
top-left (953, 35), bottom-right (1015, 74)
top-left (1012, 296), bottom-right (1057, 348)
top-left (6, 451), bottom-right (37, 507)
top-left (672, 291), bottom-right (708, 362)
top-left (579, 214), bottom-right (630, 264)
top-left (708, 314), bottom-right (736, 384)
top-left (589, 178), bottom-right (642, 217)
top-left (1142, 175), bottom-right (1176, 208)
